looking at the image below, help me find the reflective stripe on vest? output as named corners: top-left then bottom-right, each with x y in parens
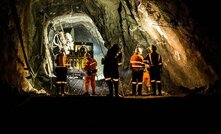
top-left (130, 55), bottom-right (143, 68)
top-left (149, 53), bottom-right (162, 66)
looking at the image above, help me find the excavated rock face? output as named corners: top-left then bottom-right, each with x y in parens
top-left (0, 0), bottom-right (220, 95)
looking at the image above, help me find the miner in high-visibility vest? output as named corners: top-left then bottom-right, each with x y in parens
top-left (144, 45), bottom-right (162, 95)
top-left (142, 64), bottom-right (151, 95)
top-left (55, 48), bottom-right (70, 96)
top-left (130, 47), bottom-right (144, 96)
top-left (82, 52), bottom-right (97, 96)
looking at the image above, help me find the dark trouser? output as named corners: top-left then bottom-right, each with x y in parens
top-left (132, 84), bottom-right (142, 95)
top-left (106, 80), bottom-right (113, 96)
top-left (104, 69), bottom-right (119, 97)
top-left (150, 67), bottom-right (162, 95)
top-left (151, 82), bottom-right (161, 95)
top-left (106, 80), bottom-right (119, 97)
top-left (132, 69), bottom-right (143, 95)
top-left (114, 81), bottom-right (119, 97)
top-left (56, 83), bottom-right (66, 95)
top-left (55, 67), bottom-right (67, 95)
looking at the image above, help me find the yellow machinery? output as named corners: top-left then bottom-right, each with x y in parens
top-left (69, 42), bottom-right (93, 79)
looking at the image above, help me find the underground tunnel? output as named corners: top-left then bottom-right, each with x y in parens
top-left (0, 0), bottom-right (221, 112)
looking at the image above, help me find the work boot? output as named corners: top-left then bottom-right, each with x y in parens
top-left (106, 94), bottom-right (113, 97)
top-left (92, 91), bottom-right (96, 95)
top-left (83, 92), bottom-right (89, 96)
top-left (157, 83), bottom-right (162, 96)
top-left (132, 85), bottom-right (136, 96)
top-left (151, 82), bottom-right (156, 95)
top-left (107, 80), bottom-right (113, 97)
top-left (114, 81), bottom-right (119, 97)
top-left (137, 84), bottom-right (142, 96)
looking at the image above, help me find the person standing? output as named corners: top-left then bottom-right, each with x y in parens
top-left (130, 47), bottom-right (144, 96)
top-left (55, 48), bottom-right (70, 96)
top-left (144, 45), bottom-right (162, 95)
top-left (142, 65), bottom-right (151, 95)
top-left (82, 52), bottom-right (97, 96)
top-left (103, 42), bottom-right (122, 97)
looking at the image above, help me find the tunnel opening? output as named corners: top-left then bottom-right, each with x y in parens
top-left (42, 13), bottom-right (110, 96)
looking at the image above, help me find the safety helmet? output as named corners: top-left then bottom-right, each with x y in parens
top-left (134, 47), bottom-right (140, 54)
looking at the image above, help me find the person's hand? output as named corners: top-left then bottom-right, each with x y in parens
top-left (145, 64), bottom-right (150, 69)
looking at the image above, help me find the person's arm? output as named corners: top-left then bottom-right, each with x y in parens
top-left (141, 55), bottom-right (145, 69)
top-left (64, 55), bottom-right (71, 67)
top-left (158, 55), bottom-right (163, 73)
top-left (143, 54), bottom-right (150, 69)
top-left (90, 59), bottom-right (97, 67)
top-left (93, 59), bottom-right (98, 73)
top-left (87, 59), bottom-right (97, 74)
top-left (117, 52), bottom-right (123, 66)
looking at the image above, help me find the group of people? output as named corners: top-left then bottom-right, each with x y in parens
top-left (130, 45), bottom-right (162, 96)
top-left (54, 40), bottom-right (162, 97)
top-left (81, 41), bottom-right (122, 97)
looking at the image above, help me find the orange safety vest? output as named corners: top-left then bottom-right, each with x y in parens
top-left (82, 58), bottom-right (97, 72)
top-left (130, 54), bottom-right (144, 69)
top-left (143, 71), bottom-right (150, 86)
top-left (56, 53), bottom-right (68, 67)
